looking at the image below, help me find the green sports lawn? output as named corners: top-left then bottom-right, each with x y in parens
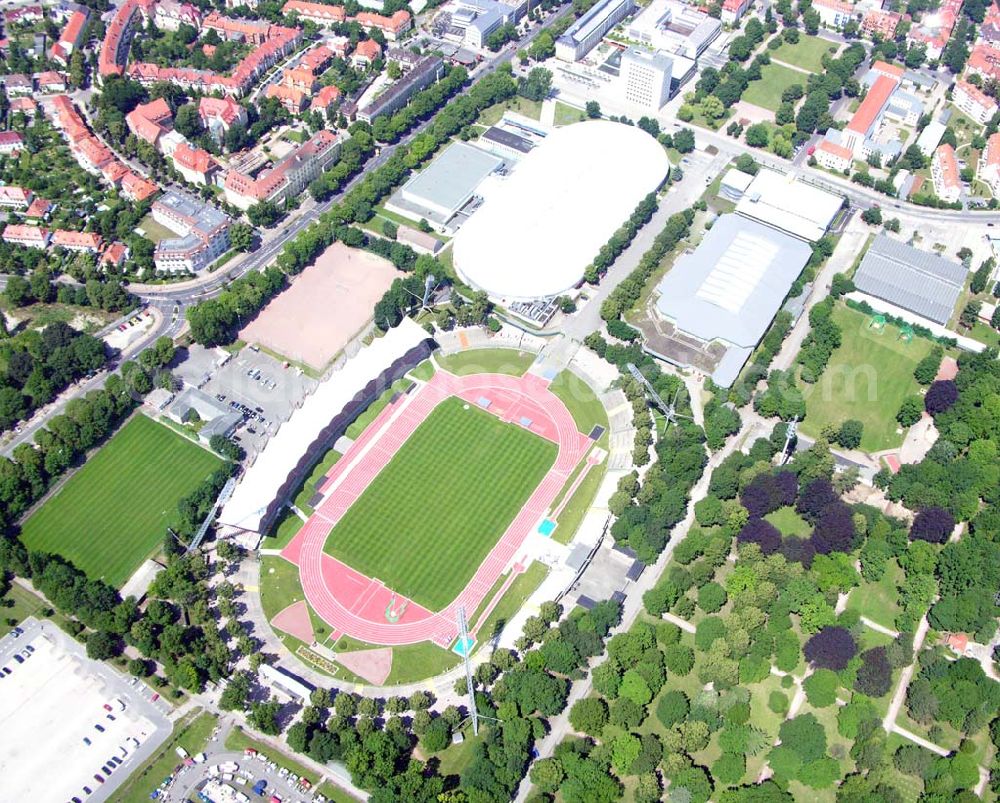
top-left (20, 415), bottom-right (220, 588)
top-left (323, 396), bottom-right (556, 611)
top-left (742, 63), bottom-right (808, 112)
top-left (770, 35), bottom-right (838, 73)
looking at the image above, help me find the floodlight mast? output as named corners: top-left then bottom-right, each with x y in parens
top-left (781, 417), bottom-right (799, 465)
top-left (626, 363), bottom-right (692, 431)
top-left (458, 605), bottom-right (479, 735)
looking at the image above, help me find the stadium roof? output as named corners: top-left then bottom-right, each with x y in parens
top-left (218, 318), bottom-right (430, 534)
top-left (399, 142), bottom-right (503, 222)
top-left (735, 168), bottom-right (842, 241)
top-left (453, 120), bottom-right (670, 300)
top-left (654, 215), bottom-right (811, 386)
top-left (853, 234), bottom-right (966, 325)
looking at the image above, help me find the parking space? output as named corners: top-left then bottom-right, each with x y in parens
top-left (201, 349), bottom-right (317, 456)
top-left (0, 617), bottom-right (171, 803)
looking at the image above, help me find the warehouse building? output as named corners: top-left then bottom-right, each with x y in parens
top-left (385, 141), bottom-right (504, 233)
top-left (735, 168), bottom-right (842, 241)
top-left (852, 235), bottom-right (966, 326)
top-left (453, 120), bottom-right (670, 300)
top-left (649, 215), bottom-right (811, 387)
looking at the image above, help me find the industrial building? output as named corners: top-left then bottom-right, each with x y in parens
top-left (556, 0), bottom-right (635, 61)
top-left (152, 191), bottom-right (231, 273)
top-left (852, 235), bottom-right (966, 326)
top-left (734, 168), bottom-right (842, 241)
top-left (650, 215), bottom-right (812, 387)
top-left (623, 0), bottom-right (720, 59)
top-left (385, 141), bottom-right (504, 233)
top-left (453, 120), bottom-right (670, 300)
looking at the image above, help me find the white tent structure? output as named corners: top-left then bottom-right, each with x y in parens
top-left (218, 318), bottom-right (432, 536)
top-left (453, 120), bottom-right (671, 300)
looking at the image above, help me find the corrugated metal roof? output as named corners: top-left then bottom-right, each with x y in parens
top-left (853, 234), bottom-right (966, 325)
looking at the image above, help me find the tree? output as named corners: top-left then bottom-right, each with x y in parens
top-left (220, 671), bottom-right (252, 711)
top-left (924, 380), bottom-right (958, 414)
top-left (569, 697), bottom-right (608, 736)
top-left (518, 68), bottom-right (552, 101)
top-left (698, 582), bottom-right (727, 613)
top-left (714, 752), bottom-right (746, 785)
top-left (86, 630), bottom-right (120, 660)
top-left (673, 128), bottom-right (696, 153)
top-left (804, 627), bottom-right (856, 670)
top-left (585, 101), bottom-right (601, 118)
top-left (910, 507), bottom-right (954, 544)
top-left (913, 346), bottom-right (944, 385)
top-left (249, 701), bottom-right (281, 735)
top-left (896, 395), bottom-right (924, 427)
top-left (744, 122), bottom-right (769, 148)
top-left (836, 419), bottom-right (864, 450)
top-left (854, 646), bottom-right (892, 697)
top-left (656, 690), bottom-right (689, 728)
top-left (174, 104), bottom-right (204, 139)
top-left (229, 223), bottom-right (254, 252)
top-left (803, 669), bottom-right (840, 707)
top-left (778, 713), bottom-right (827, 763)
top-left (619, 669), bottom-right (653, 706)
top-left (530, 757), bottom-right (564, 793)
top-left (861, 207), bottom-right (883, 225)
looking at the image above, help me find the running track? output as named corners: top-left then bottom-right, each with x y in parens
top-left (280, 370), bottom-right (591, 647)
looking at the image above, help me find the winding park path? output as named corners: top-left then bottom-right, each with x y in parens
top-left (279, 370), bottom-right (592, 647)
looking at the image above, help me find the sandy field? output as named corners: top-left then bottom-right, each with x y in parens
top-left (240, 243), bottom-right (400, 371)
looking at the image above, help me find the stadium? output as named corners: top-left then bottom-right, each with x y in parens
top-left (223, 321), bottom-right (610, 682)
top-left (452, 120), bottom-right (672, 301)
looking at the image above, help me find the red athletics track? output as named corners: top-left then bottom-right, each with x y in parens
top-left (279, 369), bottom-right (592, 648)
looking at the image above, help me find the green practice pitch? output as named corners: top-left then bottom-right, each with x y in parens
top-left (323, 396), bottom-right (556, 611)
top-left (20, 415), bottom-right (220, 588)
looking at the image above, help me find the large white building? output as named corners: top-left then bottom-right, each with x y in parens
top-left (152, 191), bottom-right (231, 273)
top-left (734, 168), bottom-right (842, 242)
top-left (556, 0), bottom-right (635, 61)
top-left (624, 0), bottom-right (720, 59)
top-left (453, 120), bottom-right (670, 300)
top-left (620, 47), bottom-right (674, 110)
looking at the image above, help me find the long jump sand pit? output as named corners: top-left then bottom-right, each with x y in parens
top-left (240, 243), bottom-right (400, 371)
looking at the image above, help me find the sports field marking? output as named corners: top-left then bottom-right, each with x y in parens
top-left (322, 396), bottom-right (556, 611)
top-left (20, 415), bottom-right (221, 588)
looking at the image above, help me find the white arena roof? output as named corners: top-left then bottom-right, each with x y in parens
top-left (735, 168), bottom-right (842, 241)
top-left (218, 318), bottom-right (429, 534)
top-left (452, 120), bottom-right (671, 300)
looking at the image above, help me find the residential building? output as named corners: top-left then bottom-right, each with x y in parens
top-left (861, 9), bottom-right (902, 39)
top-left (353, 10), bottom-right (412, 40)
top-left (50, 8), bottom-right (89, 65)
top-left (102, 160), bottom-right (130, 187)
top-left (101, 241), bottom-right (130, 268)
top-left (356, 56), bottom-right (443, 123)
top-left (953, 78), bottom-right (998, 124)
top-left (172, 141), bottom-right (218, 185)
top-left (1, 74), bottom-right (33, 96)
top-left (35, 71), bottom-right (68, 93)
top-left (266, 82), bottom-right (310, 113)
top-left (328, 35), bottom-right (351, 57)
top-left (839, 73), bottom-right (898, 158)
top-left (0, 131), bottom-right (25, 155)
top-left (907, 0), bottom-right (961, 59)
top-left (311, 84), bottom-right (342, 113)
top-left (121, 171), bottom-right (159, 202)
top-left (620, 47), bottom-right (674, 111)
top-left (4, 6), bottom-right (43, 25)
top-left (281, 0), bottom-right (347, 25)
top-left (977, 132), bottom-right (1000, 197)
top-left (283, 66), bottom-right (317, 93)
top-left (981, 0), bottom-right (1000, 45)
top-left (3, 224), bottom-right (51, 248)
top-left (224, 129), bottom-right (341, 209)
top-left (556, 0), bottom-right (636, 61)
top-left (198, 96), bottom-right (247, 143)
top-left (387, 47), bottom-right (424, 72)
top-left (52, 229), bottom-right (103, 253)
top-left (816, 137), bottom-right (853, 172)
top-left (10, 97), bottom-right (38, 118)
top-left (721, 0), bottom-right (753, 25)
top-left (152, 0), bottom-right (202, 31)
top-left (968, 42), bottom-right (1000, 81)
top-left (812, 0), bottom-right (855, 29)
top-left (126, 97), bottom-right (173, 146)
top-left (99, 0), bottom-right (143, 79)
top-left (300, 44), bottom-right (334, 73)
top-left (24, 198), bottom-right (53, 220)
top-left (932, 143), bottom-right (961, 202)
top-left (152, 191), bottom-right (231, 272)
top-left (351, 39), bottom-right (383, 69)
top-left (0, 186), bottom-right (32, 208)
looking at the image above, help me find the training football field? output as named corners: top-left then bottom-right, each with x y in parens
top-left (323, 396), bottom-right (557, 611)
top-left (20, 415), bottom-right (221, 588)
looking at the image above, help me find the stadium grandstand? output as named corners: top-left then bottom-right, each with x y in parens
top-left (218, 319), bottom-right (433, 540)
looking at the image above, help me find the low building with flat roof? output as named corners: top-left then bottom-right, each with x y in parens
top-left (852, 235), bottom-right (966, 326)
top-left (386, 141), bottom-right (504, 233)
top-left (735, 168), bottom-right (842, 241)
top-left (624, 0), bottom-right (720, 59)
top-left (647, 215), bottom-right (811, 387)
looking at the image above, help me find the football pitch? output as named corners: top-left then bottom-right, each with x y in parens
top-left (20, 415), bottom-right (221, 588)
top-left (323, 396), bottom-right (557, 611)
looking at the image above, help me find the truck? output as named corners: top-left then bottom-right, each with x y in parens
top-left (175, 747), bottom-right (189, 759)
top-left (252, 779), bottom-right (267, 796)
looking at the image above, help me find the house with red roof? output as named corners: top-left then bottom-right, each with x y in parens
top-left (9, 97), bottom-right (38, 118)
top-left (281, 0), bottom-right (346, 25)
top-left (24, 198), bottom-right (53, 220)
top-left (311, 84), bottom-right (342, 113)
top-left (266, 83), bottom-right (309, 114)
top-left (907, 0), bottom-right (961, 59)
top-left (351, 39), bottom-right (382, 69)
top-left (50, 8), bottom-right (90, 66)
top-left (52, 230), bottom-right (103, 253)
top-left (354, 9), bottom-right (412, 40)
top-left (35, 71), bottom-right (68, 93)
top-left (101, 241), bottom-right (130, 268)
top-left (815, 139), bottom-right (853, 172)
top-left (0, 186), bottom-right (32, 208)
top-left (0, 131), bottom-right (25, 156)
top-left (954, 79), bottom-right (998, 124)
top-left (300, 44), bottom-right (334, 74)
top-left (932, 143), bottom-right (961, 202)
top-left (861, 9), bottom-right (903, 40)
top-left (102, 160), bottom-right (131, 187)
top-left (126, 97), bottom-right (174, 146)
top-left (121, 172), bottom-right (159, 202)
top-left (721, 0), bottom-right (753, 24)
top-left (198, 96), bottom-right (247, 143)
top-left (172, 141), bottom-right (218, 185)
top-left (840, 73), bottom-right (898, 158)
top-left (1, 74), bottom-right (33, 96)
top-left (3, 224), bottom-right (50, 248)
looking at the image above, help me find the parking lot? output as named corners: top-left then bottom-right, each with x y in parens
top-left (200, 348), bottom-right (316, 455)
top-left (0, 617), bottom-right (171, 803)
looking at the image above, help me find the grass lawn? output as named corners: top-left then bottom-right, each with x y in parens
top-left (260, 555), bottom-right (334, 645)
top-left (478, 96), bottom-right (542, 126)
top-left (436, 348), bottom-right (535, 376)
top-left (473, 559), bottom-right (548, 645)
top-left (547, 369), bottom-right (609, 441)
top-left (20, 415), bottom-right (221, 588)
top-left (116, 710), bottom-right (217, 803)
top-left (316, 781), bottom-right (361, 803)
top-left (333, 633), bottom-right (460, 685)
top-left (344, 378), bottom-right (413, 440)
top-left (137, 213), bottom-right (179, 244)
top-left (846, 559), bottom-right (903, 631)
top-left (764, 506), bottom-right (811, 537)
top-left (743, 63), bottom-right (808, 112)
top-left (0, 584), bottom-right (46, 636)
top-left (969, 321), bottom-right (1000, 348)
top-left (436, 724), bottom-right (484, 776)
top-left (549, 460), bottom-right (604, 545)
top-left (408, 359), bottom-right (436, 382)
top-left (771, 35), bottom-right (838, 73)
top-left (267, 507), bottom-right (306, 550)
top-left (323, 397), bottom-right (556, 610)
top-left (800, 305), bottom-right (932, 452)
top-left (553, 100), bottom-right (585, 126)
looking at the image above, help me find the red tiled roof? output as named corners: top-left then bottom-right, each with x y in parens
top-left (818, 140), bottom-right (852, 161)
top-left (956, 78), bottom-right (998, 111)
top-left (36, 70), bottom-right (66, 87)
top-left (282, 0), bottom-right (346, 21)
top-left (0, 131), bottom-right (24, 148)
top-left (102, 241), bottom-right (129, 265)
top-left (199, 96), bottom-right (244, 126)
top-left (102, 160), bottom-right (130, 185)
top-left (24, 198), bottom-right (51, 218)
top-left (934, 143), bottom-right (961, 192)
top-left (3, 224), bottom-right (49, 242)
top-left (52, 229), bottom-right (103, 249)
top-left (121, 172), bottom-right (159, 201)
top-left (354, 9), bottom-right (411, 34)
top-left (0, 186), bottom-right (31, 205)
top-left (847, 74), bottom-right (898, 135)
top-left (173, 141), bottom-right (215, 174)
top-left (354, 39), bottom-right (382, 61)
top-left (311, 84), bottom-right (342, 110)
top-left (871, 60), bottom-right (904, 79)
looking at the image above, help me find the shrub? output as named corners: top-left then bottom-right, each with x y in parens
top-left (803, 627), bottom-right (857, 671)
top-left (910, 507), bottom-right (954, 544)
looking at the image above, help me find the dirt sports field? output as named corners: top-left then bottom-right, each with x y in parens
top-left (240, 243), bottom-right (399, 371)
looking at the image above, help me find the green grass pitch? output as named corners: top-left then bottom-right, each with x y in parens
top-left (20, 415), bottom-right (220, 588)
top-left (323, 396), bottom-right (557, 611)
